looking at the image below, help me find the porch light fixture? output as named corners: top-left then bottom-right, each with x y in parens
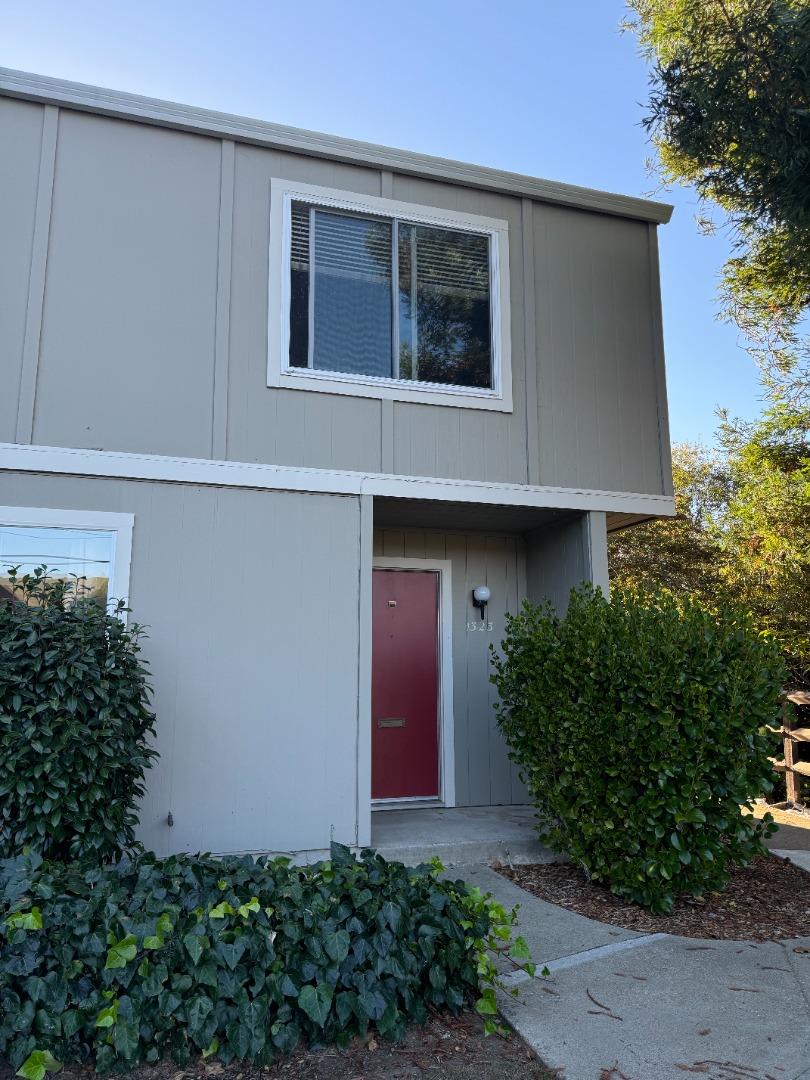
top-left (472, 585), bottom-right (491, 618)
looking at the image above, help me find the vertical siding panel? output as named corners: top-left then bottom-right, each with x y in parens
top-left (423, 531), bottom-right (447, 561)
top-left (0, 99), bottom-right (44, 443)
top-left (463, 535), bottom-right (491, 804)
top-left (381, 529), bottom-right (405, 557)
top-left (356, 495), bottom-right (374, 846)
top-left (165, 487), bottom-right (220, 852)
top-left (403, 529), bottom-right (427, 559)
top-left (33, 112), bottom-right (220, 457)
top-left (522, 199), bottom-right (540, 485)
top-left (458, 412), bottom-right (487, 485)
top-left (508, 535), bottom-right (530, 803)
top-left (16, 104), bottom-right (57, 444)
top-left (484, 535), bottom-right (512, 804)
top-left (648, 226), bottom-right (674, 495)
top-left (591, 221), bottom-right (624, 491)
top-left (380, 400), bottom-right (394, 473)
top-left (537, 207), bottom-right (577, 487)
top-left (573, 217), bottom-right (602, 490)
top-left (128, 482), bottom-right (183, 856)
top-left (445, 532), bottom-right (470, 805)
top-left (212, 140), bottom-right (235, 459)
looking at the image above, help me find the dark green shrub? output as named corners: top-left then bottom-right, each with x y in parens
top-left (0, 845), bottom-right (531, 1075)
top-left (0, 568), bottom-right (157, 863)
top-left (491, 584), bottom-right (786, 913)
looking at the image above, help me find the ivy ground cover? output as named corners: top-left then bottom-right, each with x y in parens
top-left (0, 845), bottom-right (531, 1076)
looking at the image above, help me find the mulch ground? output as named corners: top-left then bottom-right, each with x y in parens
top-left (0, 1013), bottom-right (559, 1080)
top-left (495, 852), bottom-right (810, 941)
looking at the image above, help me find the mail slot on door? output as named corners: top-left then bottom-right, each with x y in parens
top-left (377, 717), bottom-right (406, 728)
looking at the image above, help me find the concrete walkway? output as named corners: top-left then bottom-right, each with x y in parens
top-left (463, 865), bottom-right (810, 1080)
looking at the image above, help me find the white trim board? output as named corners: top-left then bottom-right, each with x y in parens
top-left (0, 504), bottom-right (134, 619)
top-left (372, 558), bottom-right (455, 809)
top-left (267, 179), bottom-right (512, 412)
top-left (0, 443), bottom-right (677, 519)
top-left (0, 68), bottom-right (673, 226)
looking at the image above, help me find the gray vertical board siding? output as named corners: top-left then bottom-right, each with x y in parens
top-left (15, 105), bottom-right (57, 445)
top-left (390, 175), bottom-right (529, 485)
top-left (0, 471), bottom-right (362, 855)
top-left (212, 140), bottom-right (236, 460)
top-left (533, 202), bottom-right (667, 495)
top-left (372, 525), bottom-right (526, 807)
top-left (31, 110), bottom-right (221, 458)
top-left (587, 510), bottom-right (610, 592)
top-left (355, 494), bottom-right (374, 847)
top-left (524, 513), bottom-right (589, 613)
top-left (0, 94), bottom-right (673, 498)
top-left (0, 99), bottom-right (44, 443)
top-left (648, 225), bottom-right (674, 496)
top-left (226, 143), bottom-right (383, 472)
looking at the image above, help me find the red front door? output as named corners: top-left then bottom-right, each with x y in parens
top-left (371, 569), bottom-right (440, 799)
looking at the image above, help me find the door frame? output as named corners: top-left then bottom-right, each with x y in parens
top-left (370, 557), bottom-right (455, 810)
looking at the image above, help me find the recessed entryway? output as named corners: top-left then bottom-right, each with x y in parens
top-left (371, 558), bottom-right (454, 807)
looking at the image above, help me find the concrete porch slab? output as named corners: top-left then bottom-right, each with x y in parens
top-left (370, 805), bottom-right (558, 867)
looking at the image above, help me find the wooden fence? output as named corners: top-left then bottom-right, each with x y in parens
top-left (772, 690), bottom-right (810, 804)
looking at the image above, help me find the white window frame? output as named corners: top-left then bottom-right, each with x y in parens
top-left (0, 506), bottom-right (134, 620)
top-left (268, 179), bottom-right (513, 412)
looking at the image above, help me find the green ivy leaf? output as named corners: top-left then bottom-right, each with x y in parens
top-left (5, 908), bottom-right (43, 931)
top-left (475, 989), bottom-right (498, 1016)
top-left (298, 984), bottom-right (333, 1028)
top-left (508, 936), bottom-right (531, 961)
top-left (112, 1020), bottom-right (140, 1063)
top-left (16, 1051), bottom-right (61, 1080)
top-left (104, 934), bottom-right (137, 970)
top-left (183, 931), bottom-right (205, 965)
top-left (323, 929), bottom-right (350, 964)
top-left (95, 1000), bottom-right (120, 1028)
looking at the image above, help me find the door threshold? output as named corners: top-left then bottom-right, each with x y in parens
top-left (372, 798), bottom-right (445, 812)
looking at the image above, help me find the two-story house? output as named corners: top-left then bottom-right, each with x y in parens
top-left (0, 69), bottom-right (674, 858)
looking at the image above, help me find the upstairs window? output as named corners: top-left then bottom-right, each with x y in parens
top-left (269, 181), bottom-right (512, 411)
top-left (289, 204), bottom-right (492, 389)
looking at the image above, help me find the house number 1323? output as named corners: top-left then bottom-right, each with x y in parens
top-left (467, 620), bottom-right (493, 632)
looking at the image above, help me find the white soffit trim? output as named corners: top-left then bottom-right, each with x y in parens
top-left (0, 68), bottom-right (673, 225)
top-left (0, 443), bottom-right (676, 518)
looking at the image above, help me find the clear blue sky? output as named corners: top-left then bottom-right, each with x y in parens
top-left (3, 0), bottom-right (764, 445)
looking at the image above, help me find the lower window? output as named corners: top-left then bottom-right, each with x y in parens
top-left (0, 507), bottom-right (133, 613)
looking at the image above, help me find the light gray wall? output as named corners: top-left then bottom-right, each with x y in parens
top-left (0, 98), bottom-right (43, 444)
top-left (0, 471), bottom-right (363, 856)
top-left (533, 204), bottom-right (670, 494)
top-left (525, 511), bottom-right (608, 613)
top-left (373, 525), bottom-right (528, 807)
top-left (33, 112), bottom-right (222, 458)
top-left (2, 98), bottom-right (672, 497)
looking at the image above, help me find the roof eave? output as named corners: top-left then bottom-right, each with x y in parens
top-left (0, 67), bottom-right (674, 225)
